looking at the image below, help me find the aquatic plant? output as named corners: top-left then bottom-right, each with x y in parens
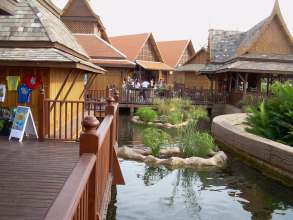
top-left (143, 127), bottom-right (170, 157)
top-left (246, 81), bottom-right (293, 146)
top-left (154, 97), bottom-right (208, 125)
top-left (179, 121), bottom-right (216, 157)
top-left (187, 106), bottom-right (208, 121)
top-left (135, 107), bottom-right (157, 123)
top-left (167, 111), bottom-right (183, 125)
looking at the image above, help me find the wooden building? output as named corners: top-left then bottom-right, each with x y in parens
top-left (200, 0), bottom-right (293, 105)
top-left (175, 48), bottom-right (211, 89)
top-left (61, 0), bottom-right (135, 90)
top-left (0, 0), bottom-right (104, 133)
top-left (110, 33), bottom-right (174, 84)
top-left (157, 40), bottom-right (195, 85)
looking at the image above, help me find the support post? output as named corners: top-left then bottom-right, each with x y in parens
top-left (243, 73), bottom-right (248, 97)
top-left (38, 88), bottom-right (45, 142)
top-left (80, 116), bottom-right (100, 220)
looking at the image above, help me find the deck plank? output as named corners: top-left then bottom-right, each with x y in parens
top-left (0, 137), bottom-right (79, 220)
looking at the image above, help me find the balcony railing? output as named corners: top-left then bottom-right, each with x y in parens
top-left (44, 97), bottom-right (124, 220)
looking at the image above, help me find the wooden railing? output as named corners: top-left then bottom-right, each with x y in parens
top-left (45, 97), bottom-right (124, 220)
top-left (85, 87), bottom-right (227, 106)
top-left (41, 99), bottom-right (107, 141)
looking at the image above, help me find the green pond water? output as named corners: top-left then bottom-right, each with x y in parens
top-left (107, 113), bottom-right (293, 220)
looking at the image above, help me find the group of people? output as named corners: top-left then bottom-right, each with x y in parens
top-left (121, 77), bottom-right (165, 102)
top-left (122, 76), bottom-right (164, 90)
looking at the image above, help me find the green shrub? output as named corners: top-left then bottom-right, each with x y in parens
top-left (246, 81), bottom-right (293, 146)
top-left (187, 106), bottom-right (208, 121)
top-left (143, 127), bottom-right (170, 157)
top-left (154, 98), bottom-right (192, 116)
top-left (167, 111), bottom-right (183, 125)
top-left (179, 122), bottom-right (216, 157)
top-left (135, 107), bottom-right (157, 123)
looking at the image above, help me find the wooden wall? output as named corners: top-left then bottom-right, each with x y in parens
top-left (178, 46), bottom-right (194, 66)
top-left (249, 17), bottom-right (293, 54)
top-left (48, 68), bottom-right (85, 138)
top-left (0, 66), bottom-right (50, 129)
top-left (186, 49), bottom-right (209, 65)
top-left (184, 72), bottom-right (211, 89)
top-left (137, 39), bottom-right (160, 62)
top-left (49, 68), bottom-right (84, 101)
top-left (89, 68), bottom-right (130, 90)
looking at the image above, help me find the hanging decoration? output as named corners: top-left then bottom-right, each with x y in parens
top-left (17, 83), bottom-right (32, 104)
top-left (6, 75), bottom-right (20, 91)
top-left (22, 74), bottom-right (42, 90)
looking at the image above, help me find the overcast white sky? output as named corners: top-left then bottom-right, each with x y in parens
top-left (52, 0), bottom-right (293, 49)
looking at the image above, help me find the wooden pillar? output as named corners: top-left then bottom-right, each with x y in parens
top-left (38, 88), bottom-right (45, 142)
top-left (80, 116), bottom-right (100, 220)
top-left (243, 73), bottom-right (248, 96)
top-left (210, 77), bottom-right (214, 92)
top-left (228, 73), bottom-right (232, 92)
top-left (256, 74), bottom-right (261, 94)
top-left (266, 75), bottom-right (270, 96)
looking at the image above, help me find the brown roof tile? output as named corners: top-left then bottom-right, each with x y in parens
top-left (90, 59), bottom-right (135, 68)
top-left (157, 40), bottom-right (190, 67)
top-left (136, 60), bottom-right (174, 71)
top-left (109, 33), bottom-right (151, 61)
top-left (74, 34), bottom-right (125, 59)
top-left (74, 34), bottom-right (135, 68)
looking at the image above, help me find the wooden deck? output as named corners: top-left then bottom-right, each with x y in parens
top-left (0, 137), bottom-right (79, 220)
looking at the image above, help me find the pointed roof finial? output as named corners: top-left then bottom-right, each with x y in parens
top-left (271, 0), bottom-right (281, 16)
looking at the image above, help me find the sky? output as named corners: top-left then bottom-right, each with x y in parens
top-left (52, 0), bottom-right (293, 49)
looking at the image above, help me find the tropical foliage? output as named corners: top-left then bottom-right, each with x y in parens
top-left (246, 81), bottom-right (293, 146)
top-left (143, 127), bottom-right (170, 157)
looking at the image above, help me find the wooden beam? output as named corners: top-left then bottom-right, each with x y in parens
top-left (54, 69), bottom-right (74, 101)
top-left (63, 71), bottom-right (80, 101)
top-left (79, 73), bottom-right (97, 100)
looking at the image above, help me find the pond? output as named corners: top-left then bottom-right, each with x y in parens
top-left (107, 113), bottom-right (293, 220)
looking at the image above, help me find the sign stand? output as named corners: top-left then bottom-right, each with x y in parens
top-left (9, 106), bottom-right (38, 142)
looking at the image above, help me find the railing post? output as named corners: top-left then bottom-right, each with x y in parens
top-left (113, 89), bottom-right (119, 103)
top-left (38, 88), bottom-right (45, 142)
top-left (106, 96), bottom-right (115, 115)
top-left (80, 116), bottom-right (100, 220)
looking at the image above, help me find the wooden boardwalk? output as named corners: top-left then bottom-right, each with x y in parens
top-left (0, 137), bottom-right (79, 220)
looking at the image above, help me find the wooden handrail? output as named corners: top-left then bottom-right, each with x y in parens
top-left (44, 154), bottom-right (96, 220)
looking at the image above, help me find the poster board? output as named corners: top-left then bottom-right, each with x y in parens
top-left (9, 106), bottom-right (38, 142)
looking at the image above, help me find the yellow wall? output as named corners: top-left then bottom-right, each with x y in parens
top-left (90, 68), bottom-right (130, 90)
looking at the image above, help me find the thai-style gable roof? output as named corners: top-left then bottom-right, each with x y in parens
top-left (157, 40), bottom-right (195, 68)
top-left (61, 0), bottom-right (109, 42)
top-left (110, 33), bottom-right (164, 62)
top-left (74, 33), bottom-right (135, 68)
top-left (185, 47), bottom-right (208, 65)
top-left (208, 0), bottom-right (293, 64)
top-left (176, 47), bottom-right (209, 72)
top-left (0, 0), bottom-right (104, 73)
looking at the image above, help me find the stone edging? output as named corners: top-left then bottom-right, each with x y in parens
top-left (212, 113), bottom-right (293, 184)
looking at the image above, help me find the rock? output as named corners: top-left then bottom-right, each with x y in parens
top-left (118, 146), bottom-right (145, 161)
top-left (118, 146), bottom-right (228, 169)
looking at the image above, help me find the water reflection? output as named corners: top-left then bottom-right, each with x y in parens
top-left (108, 113), bottom-right (293, 220)
top-left (107, 159), bottom-right (293, 220)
